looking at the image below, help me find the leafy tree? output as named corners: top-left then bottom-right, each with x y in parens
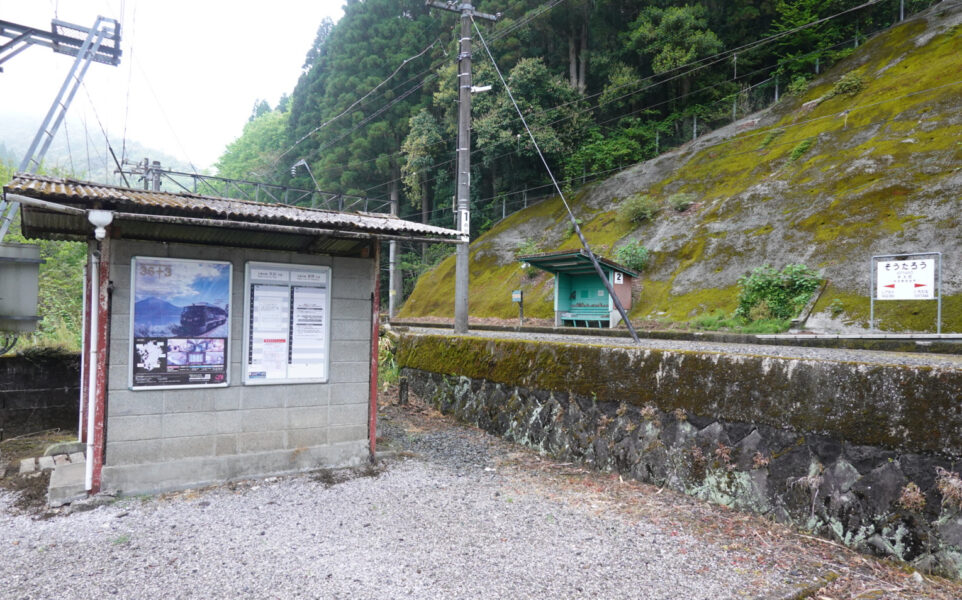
top-left (249, 99), bottom-right (271, 122)
top-left (302, 17), bottom-right (335, 73)
top-left (401, 109), bottom-right (444, 239)
top-left (216, 109), bottom-right (288, 182)
top-left (626, 4), bottom-right (726, 105)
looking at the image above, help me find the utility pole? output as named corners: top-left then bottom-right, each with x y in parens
top-left (427, 2), bottom-right (498, 334)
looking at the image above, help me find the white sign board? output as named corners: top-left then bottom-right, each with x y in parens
top-left (243, 262), bottom-right (331, 385)
top-left (876, 258), bottom-right (935, 300)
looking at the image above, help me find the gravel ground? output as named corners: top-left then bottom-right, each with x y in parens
top-left (406, 327), bottom-right (962, 369)
top-left (1, 402), bottom-right (957, 599)
top-left (1, 408), bottom-right (803, 600)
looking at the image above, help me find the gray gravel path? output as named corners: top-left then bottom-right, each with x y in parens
top-left (408, 327), bottom-right (962, 369)
top-left (0, 415), bottom-right (799, 600)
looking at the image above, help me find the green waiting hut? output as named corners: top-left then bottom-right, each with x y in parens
top-left (519, 249), bottom-right (637, 329)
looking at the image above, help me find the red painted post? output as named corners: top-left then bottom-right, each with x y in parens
top-left (368, 241), bottom-right (381, 461)
top-left (91, 235), bottom-right (110, 493)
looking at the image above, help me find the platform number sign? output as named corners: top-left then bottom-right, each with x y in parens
top-left (876, 258), bottom-right (935, 300)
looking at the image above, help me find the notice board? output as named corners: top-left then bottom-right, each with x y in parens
top-left (129, 257), bottom-right (232, 389)
top-left (243, 262), bottom-right (331, 385)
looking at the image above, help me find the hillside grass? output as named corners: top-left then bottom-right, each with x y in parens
top-left (398, 13), bottom-right (962, 333)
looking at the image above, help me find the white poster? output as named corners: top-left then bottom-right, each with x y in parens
top-left (876, 259), bottom-right (935, 300)
top-left (243, 263), bottom-right (331, 384)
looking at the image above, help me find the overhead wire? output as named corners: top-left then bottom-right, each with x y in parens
top-left (273, 37), bottom-right (443, 165)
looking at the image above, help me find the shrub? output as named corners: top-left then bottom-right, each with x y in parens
top-left (668, 192), bottom-right (695, 212)
top-left (620, 193), bottom-right (659, 224)
top-left (736, 264), bottom-right (821, 321)
top-left (787, 75), bottom-right (811, 96)
top-left (898, 482), bottom-right (926, 512)
top-left (514, 238), bottom-right (542, 258)
top-left (936, 467), bottom-right (962, 510)
top-left (614, 241), bottom-right (650, 272)
top-left (759, 128), bottom-right (784, 150)
top-left (562, 218), bottom-right (583, 239)
top-left (788, 138), bottom-right (814, 163)
top-left (826, 72), bottom-right (864, 100)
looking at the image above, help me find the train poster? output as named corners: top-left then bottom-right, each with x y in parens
top-left (129, 257), bottom-right (232, 389)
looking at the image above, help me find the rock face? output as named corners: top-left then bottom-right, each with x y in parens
top-left (398, 332), bottom-right (962, 578)
top-left (400, 3), bottom-right (962, 332)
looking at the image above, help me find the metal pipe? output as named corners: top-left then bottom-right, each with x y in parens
top-left (368, 242), bottom-right (382, 462)
top-left (5, 193), bottom-right (87, 215)
top-left (84, 247), bottom-right (99, 491)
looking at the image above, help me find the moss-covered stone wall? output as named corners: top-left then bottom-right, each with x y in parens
top-left (398, 333), bottom-right (962, 577)
top-left (398, 334), bottom-right (962, 454)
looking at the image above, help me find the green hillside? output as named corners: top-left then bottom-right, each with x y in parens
top-left (399, 4), bottom-right (962, 333)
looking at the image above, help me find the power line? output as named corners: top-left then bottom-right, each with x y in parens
top-left (274, 37), bottom-right (442, 165)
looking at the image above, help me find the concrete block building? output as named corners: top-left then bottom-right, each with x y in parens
top-left (4, 174), bottom-right (459, 496)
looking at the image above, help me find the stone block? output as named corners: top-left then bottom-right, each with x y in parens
top-left (44, 441), bottom-right (85, 456)
top-left (239, 409), bottom-right (286, 432)
top-left (288, 427), bottom-right (327, 449)
top-left (284, 384), bottom-right (330, 407)
top-left (105, 439), bottom-right (163, 466)
top-left (329, 382), bottom-right (368, 405)
top-left (329, 341), bottom-right (369, 364)
top-left (19, 458), bottom-right (35, 474)
top-left (216, 411), bottom-right (241, 435)
top-left (163, 436), bottom-right (215, 461)
top-left (327, 425), bottom-right (366, 445)
top-left (109, 315), bottom-right (130, 342)
top-left (241, 387), bottom-right (287, 409)
top-left (288, 406), bottom-right (328, 429)
top-left (108, 390), bottom-right (164, 417)
top-left (330, 362), bottom-right (369, 384)
top-left (331, 298), bottom-right (371, 320)
top-left (164, 390), bottom-right (215, 413)
top-left (107, 415), bottom-right (163, 442)
top-left (332, 256), bottom-right (372, 275)
top-left (37, 455), bottom-right (56, 471)
top-left (163, 412), bottom-right (216, 438)
top-left (69, 452), bottom-right (85, 463)
top-left (329, 403), bottom-right (368, 427)
top-left (108, 364), bottom-right (130, 392)
top-left (48, 462), bottom-right (87, 508)
top-left (332, 318), bottom-right (370, 342)
top-left (331, 277), bottom-right (371, 301)
top-left (53, 454), bottom-right (69, 466)
top-left (214, 435), bottom-right (237, 456)
top-left (237, 431), bottom-right (285, 454)
top-left (214, 389), bottom-right (241, 411)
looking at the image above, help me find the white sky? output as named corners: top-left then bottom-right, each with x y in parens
top-left (1, 0), bottom-right (344, 170)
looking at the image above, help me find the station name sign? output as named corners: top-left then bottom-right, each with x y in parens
top-left (875, 258), bottom-right (935, 300)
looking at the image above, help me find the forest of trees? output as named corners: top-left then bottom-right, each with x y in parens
top-left (216, 0), bottom-right (937, 294)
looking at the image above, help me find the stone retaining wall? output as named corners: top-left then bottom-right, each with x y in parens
top-left (398, 334), bottom-right (962, 578)
top-left (0, 351), bottom-right (80, 437)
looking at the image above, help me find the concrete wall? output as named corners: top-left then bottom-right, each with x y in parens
top-left (0, 352), bottom-right (80, 437)
top-left (102, 240), bottom-right (372, 494)
top-left (398, 333), bottom-right (962, 578)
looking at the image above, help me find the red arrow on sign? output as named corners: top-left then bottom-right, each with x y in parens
top-left (884, 284), bottom-right (895, 288)
top-left (915, 283), bottom-right (927, 288)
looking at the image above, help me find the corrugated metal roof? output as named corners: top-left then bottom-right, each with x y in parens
top-left (519, 249), bottom-right (638, 277)
top-left (4, 174), bottom-right (460, 240)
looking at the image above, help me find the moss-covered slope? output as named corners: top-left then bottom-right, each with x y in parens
top-left (400, 4), bottom-right (962, 332)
